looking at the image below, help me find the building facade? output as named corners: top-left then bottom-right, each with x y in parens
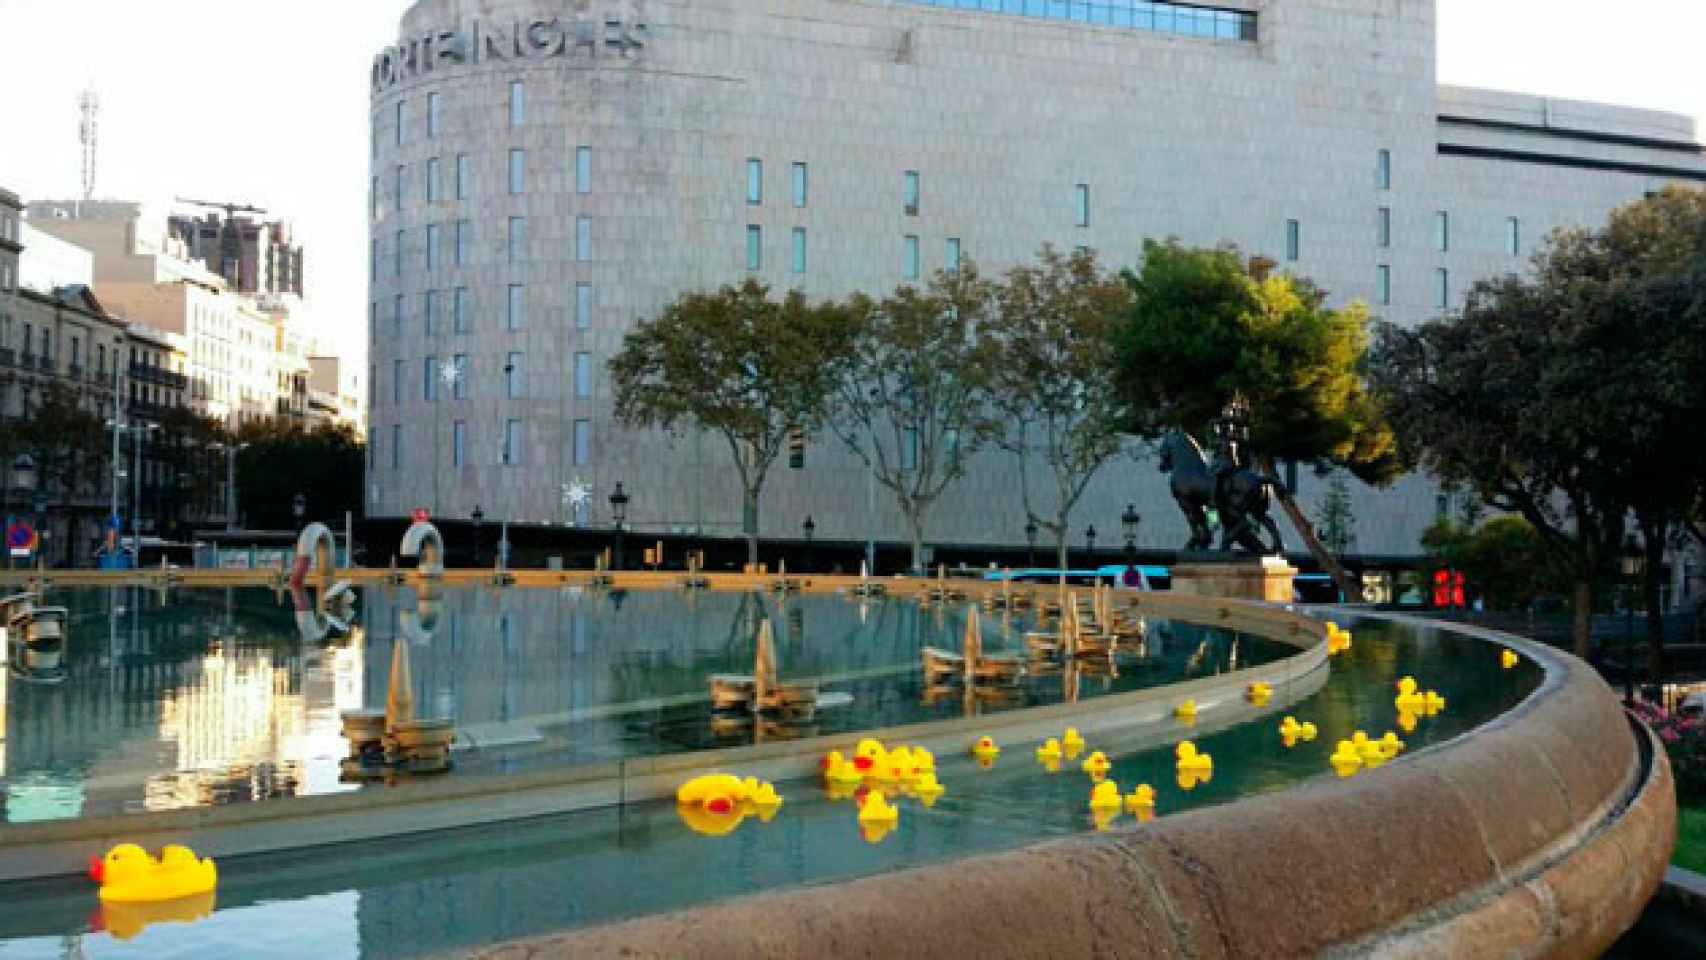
top-left (365, 0), bottom-right (1706, 558)
top-left (167, 212), bottom-right (306, 298)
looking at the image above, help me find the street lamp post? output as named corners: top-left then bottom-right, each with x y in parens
top-left (1122, 503), bottom-right (1142, 582)
top-left (131, 423), bottom-right (158, 546)
top-left (1024, 518), bottom-right (1038, 569)
top-left (609, 482), bottom-right (630, 571)
top-left (802, 515), bottom-right (815, 573)
top-left (471, 504), bottom-right (485, 567)
top-left (1620, 533), bottom-right (1645, 706)
top-left (1085, 525), bottom-right (1097, 569)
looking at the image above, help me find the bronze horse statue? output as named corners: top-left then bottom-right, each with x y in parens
top-left (1158, 431), bottom-right (1286, 555)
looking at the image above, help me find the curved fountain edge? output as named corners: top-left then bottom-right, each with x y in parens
top-left (0, 582), bottom-right (1324, 884)
top-left (459, 611), bottom-right (1675, 960)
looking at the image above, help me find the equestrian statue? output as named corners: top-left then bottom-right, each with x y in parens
top-left (1157, 398), bottom-right (1286, 555)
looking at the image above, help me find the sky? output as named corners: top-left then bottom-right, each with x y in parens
top-left (0, 0), bottom-right (1702, 370)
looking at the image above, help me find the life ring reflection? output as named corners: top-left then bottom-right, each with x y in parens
top-left (291, 523), bottom-right (338, 588)
top-left (401, 522), bottom-right (446, 577)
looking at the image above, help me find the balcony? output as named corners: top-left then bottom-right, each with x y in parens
top-left (37, 355), bottom-right (53, 372)
top-left (0, 348), bottom-right (12, 367)
top-left (129, 362), bottom-right (189, 391)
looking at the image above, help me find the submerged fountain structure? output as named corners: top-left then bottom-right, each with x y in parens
top-left (341, 637), bottom-right (456, 777)
top-left (2, 591), bottom-right (68, 683)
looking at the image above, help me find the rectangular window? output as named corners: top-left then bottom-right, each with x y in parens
top-left (425, 355), bottom-right (438, 401)
top-left (395, 165), bottom-right (406, 209)
top-left (503, 419), bottom-right (523, 465)
top-left (391, 423), bottom-right (401, 468)
top-left (392, 359), bottom-right (402, 404)
top-left (575, 283), bottom-right (593, 330)
top-left (791, 228), bottom-right (807, 274)
top-left (426, 157), bottom-right (440, 204)
top-left (394, 229), bottom-right (404, 277)
top-left (576, 217), bottom-right (592, 261)
top-left (1506, 217), bottom-right (1521, 256)
top-left (1075, 184), bottom-right (1090, 227)
top-left (1377, 265), bottom-right (1391, 306)
top-left (452, 353), bottom-right (468, 398)
top-left (1434, 211), bottom-right (1450, 252)
top-left (456, 154), bottom-right (470, 200)
top-left (746, 158), bottom-right (763, 204)
top-left (575, 351), bottom-right (592, 398)
top-left (509, 81), bottom-right (524, 127)
top-left (904, 234), bottom-right (920, 280)
top-left (902, 428), bottom-right (919, 471)
top-left (505, 351), bottom-right (524, 398)
top-left (508, 217), bottom-right (525, 262)
top-left (1377, 149), bottom-right (1391, 190)
top-left (791, 162), bottom-right (808, 208)
top-left (946, 237), bottom-right (961, 275)
top-left (455, 220), bottom-right (470, 266)
top-left (370, 176), bottom-right (379, 219)
top-left (452, 420), bottom-right (466, 466)
top-left (572, 419), bottom-right (590, 465)
top-left (424, 289), bottom-right (439, 336)
top-left (425, 223), bottom-right (440, 270)
top-left (1285, 219), bottom-right (1300, 261)
top-left (1435, 268), bottom-right (1450, 309)
top-left (746, 225), bottom-right (762, 271)
top-left (393, 294), bottom-right (404, 336)
top-left (576, 146), bottom-right (592, 194)
top-left (506, 284), bottom-right (524, 331)
top-left (508, 149), bottom-right (525, 195)
top-left (453, 287), bottom-right (470, 333)
top-left (371, 240), bottom-right (379, 280)
top-left (395, 101), bottom-right (404, 146)
top-left (1378, 207), bottom-right (1391, 248)
top-left (427, 91), bottom-right (440, 138)
top-left (903, 170), bottom-right (920, 216)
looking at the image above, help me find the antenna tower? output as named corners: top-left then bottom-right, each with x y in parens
top-left (78, 88), bottom-right (100, 202)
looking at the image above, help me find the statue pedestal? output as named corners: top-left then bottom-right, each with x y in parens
top-left (1170, 556), bottom-right (1297, 604)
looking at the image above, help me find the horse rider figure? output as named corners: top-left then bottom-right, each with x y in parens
top-left (1211, 396), bottom-right (1251, 522)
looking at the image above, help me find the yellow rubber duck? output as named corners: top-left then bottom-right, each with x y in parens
top-left (1279, 716), bottom-right (1304, 740)
top-left (1091, 807), bottom-right (1121, 832)
top-left (857, 790), bottom-right (899, 825)
top-left (853, 737), bottom-right (886, 774)
top-left (861, 819), bottom-right (898, 844)
top-left (749, 781), bottom-right (783, 810)
top-left (1354, 732), bottom-right (1387, 768)
top-left (880, 746), bottom-right (915, 782)
top-left (1176, 769), bottom-right (1208, 791)
top-left (1062, 727), bottom-right (1087, 755)
top-left (1125, 783), bottom-right (1156, 815)
top-left (1300, 722), bottom-right (1318, 741)
top-left (1039, 756), bottom-right (1063, 774)
top-left (912, 746), bottom-right (937, 773)
top-left (1501, 649), bottom-right (1519, 670)
top-left (1326, 623), bottom-right (1353, 656)
top-left (89, 845), bottom-right (218, 904)
top-left (1377, 732), bottom-right (1405, 759)
top-left (1247, 681), bottom-right (1272, 704)
top-left (1423, 690), bottom-right (1447, 714)
top-left (912, 771), bottom-right (945, 805)
top-left (1036, 738), bottom-right (1063, 763)
top-left (1175, 699), bottom-right (1198, 722)
top-left (821, 750), bottom-right (847, 779)
top-left (971, 736), bottom-right (1000, 763)
top-left (1329, 740), bottom-right (1363, 778)
top-left (1089, 780), bottom-right (1123, 812)
top-left (1397, 709), bottom-right (1419, 734)
top-left (826, 756), bottom-right (864, 789)
top-left (1394, 677), bottom-right (1426, 713)
top-left (97, 893), bottom-right (216, 942)
top-left (676, 774), bottom-right (747, 814)
top-left (1081, 750), bottom-right (1112, 778)
top-left (1175, 741), bottom-right (1213, 776)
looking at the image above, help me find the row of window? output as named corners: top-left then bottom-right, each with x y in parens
top-left (1371, 265), bottom-right (1454, 310)
top-left (370, 283), bottom-right (598, 345)
top-left (373, 418), bottom-right (593, 469)
top-left (382, 351), bottom-right (596, 405)
top-left (374, 216), bottom-right (594, 279)
top-left (386, 81), bottom-right (528, 151)
top-left (901, 1), bottom-right (1258, 42)
top-left (1282, 212), bottom-right (1523, 262)
top-left (740, 227), bottom-right (963, 279)
top-left (374, 146), bottom-right (593, 220)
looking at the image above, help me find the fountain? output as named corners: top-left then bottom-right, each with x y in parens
top-left (340, 606), bottom-right (455, 778)
top-left (2, 592), bottom-right (67, 683)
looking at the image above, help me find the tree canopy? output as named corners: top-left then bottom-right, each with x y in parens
top-left (235, 419), bottom-right (366, 530)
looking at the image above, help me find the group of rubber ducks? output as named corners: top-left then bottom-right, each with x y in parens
top-left (1329, 731), bottom-right (1407, 777)
top-left (1088, 780), bottom-right (1158, 830)
top-left (1278, 715), bottom-right (1319, 747)
top-left (1033, 726), bottom-right (1089, 771)
top-left (675, 773), bottom-right (786, 836)
top-left (821, 738), bottom-right (947, 842)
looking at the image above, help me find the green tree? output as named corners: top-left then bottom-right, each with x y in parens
top-left (153, 406), bottom-right (230, 537)
top-left (1113, 240), bottom-right (1399, 598)
top-left (1422, 515), bottom-right (1562, 613)
top-left (609, 280), bottom-right (856, 566)
top-left (235, 419), bottom-right (366, 529)
top-left (827, 263), bottom-right (998, 573)
top-left (986, 246), bottom-right (1135, 571)
top-left (1316, 472), bottom-right (1357, 556)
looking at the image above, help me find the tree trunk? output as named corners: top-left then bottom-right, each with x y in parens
top-left (905, 505), bottom-right (927, 576)
top-left (1259, 455), bottom-right (1360, 603)
top-left (743, 487), bottom-right (759, 567)
top-left (1055, 523), bottom-right (1069, 574)
top-left (1572, 579), bottom-right (1593, 659)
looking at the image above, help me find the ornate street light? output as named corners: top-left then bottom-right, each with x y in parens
top-left (1122, 503), bottom-right (1142, 583)
top-left (1620, 533), bottom-right (1646, 705)
top-left (609, 482), bottom-right (629, 570)
top-left (1024, 518), bottom-right (1038, 568)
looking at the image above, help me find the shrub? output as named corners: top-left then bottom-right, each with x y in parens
top-left (1631, 701), bottom-right (1706, 806)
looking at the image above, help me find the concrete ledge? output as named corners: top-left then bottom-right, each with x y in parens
top-left (465, 614), bottom-right (1674, 960)
top-left (0, 585), bottom-right (1327, 884)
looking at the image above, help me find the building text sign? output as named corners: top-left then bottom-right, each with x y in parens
top-left (372, 10), bottom-right (649, 95)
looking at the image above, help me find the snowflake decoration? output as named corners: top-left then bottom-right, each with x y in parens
top-left (562, 478), bottom-right (592, 510)
top-left (439, 359), bottom-right (463, 386)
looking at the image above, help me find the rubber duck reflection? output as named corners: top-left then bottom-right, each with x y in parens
top-left (94, 892), bottom-right (217, 942)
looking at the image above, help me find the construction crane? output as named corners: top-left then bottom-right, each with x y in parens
top-left (174, 198), bottom-right (269, 291)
